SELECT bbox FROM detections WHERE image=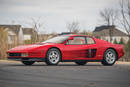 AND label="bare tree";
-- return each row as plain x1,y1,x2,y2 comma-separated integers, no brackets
81,29,93,36
66,21,80,33
100,8,118,42
81,29,88,35
100,8,118,26
14,17,45,43
29,17,44,43
119,0,130,39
